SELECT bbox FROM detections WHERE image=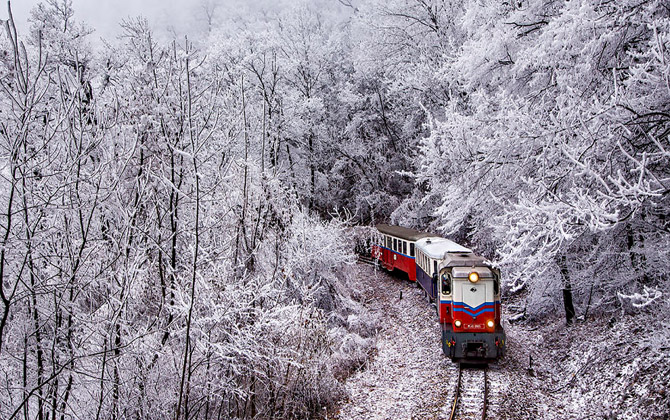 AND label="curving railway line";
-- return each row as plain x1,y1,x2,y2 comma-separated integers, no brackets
358,246,494,420
448,364,488,420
